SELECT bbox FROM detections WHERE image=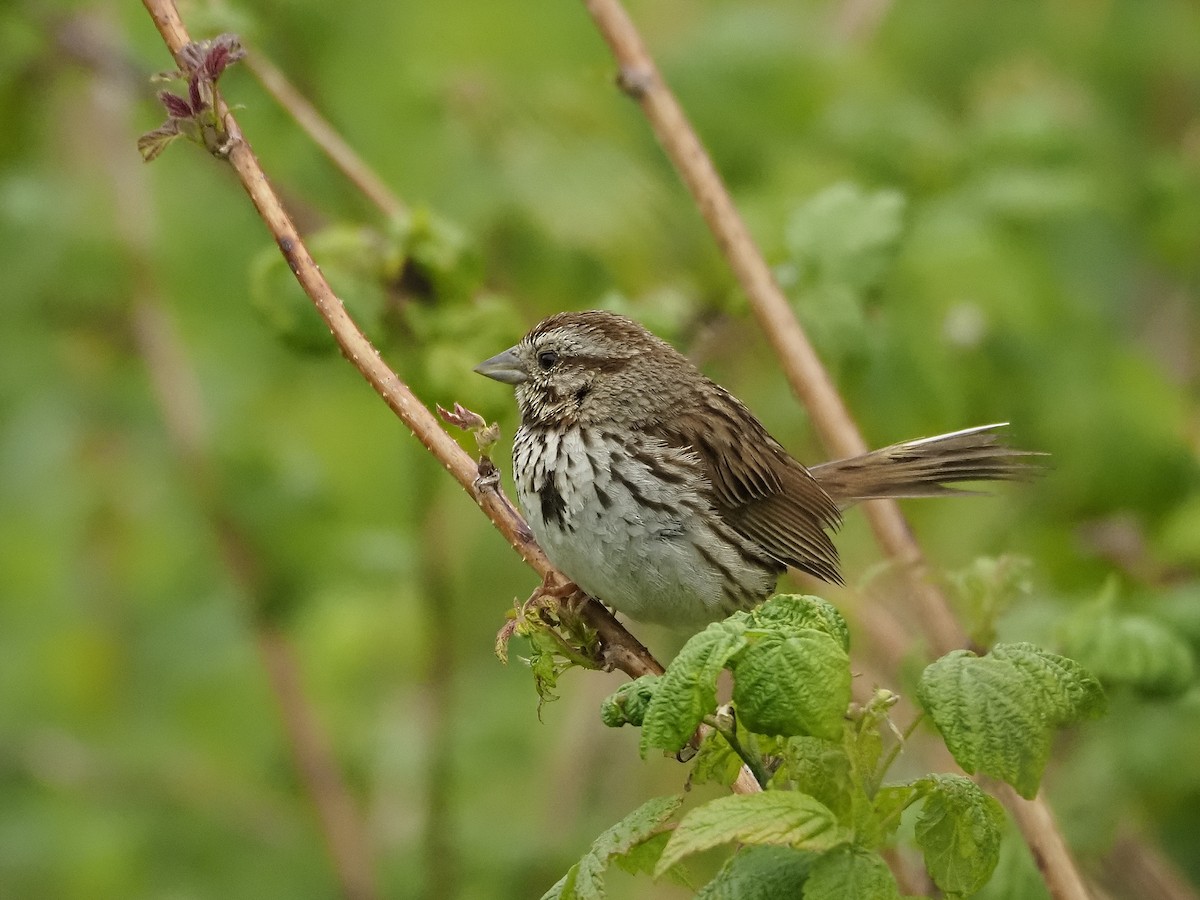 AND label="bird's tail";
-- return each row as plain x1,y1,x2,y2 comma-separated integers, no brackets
810,423,1045,506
